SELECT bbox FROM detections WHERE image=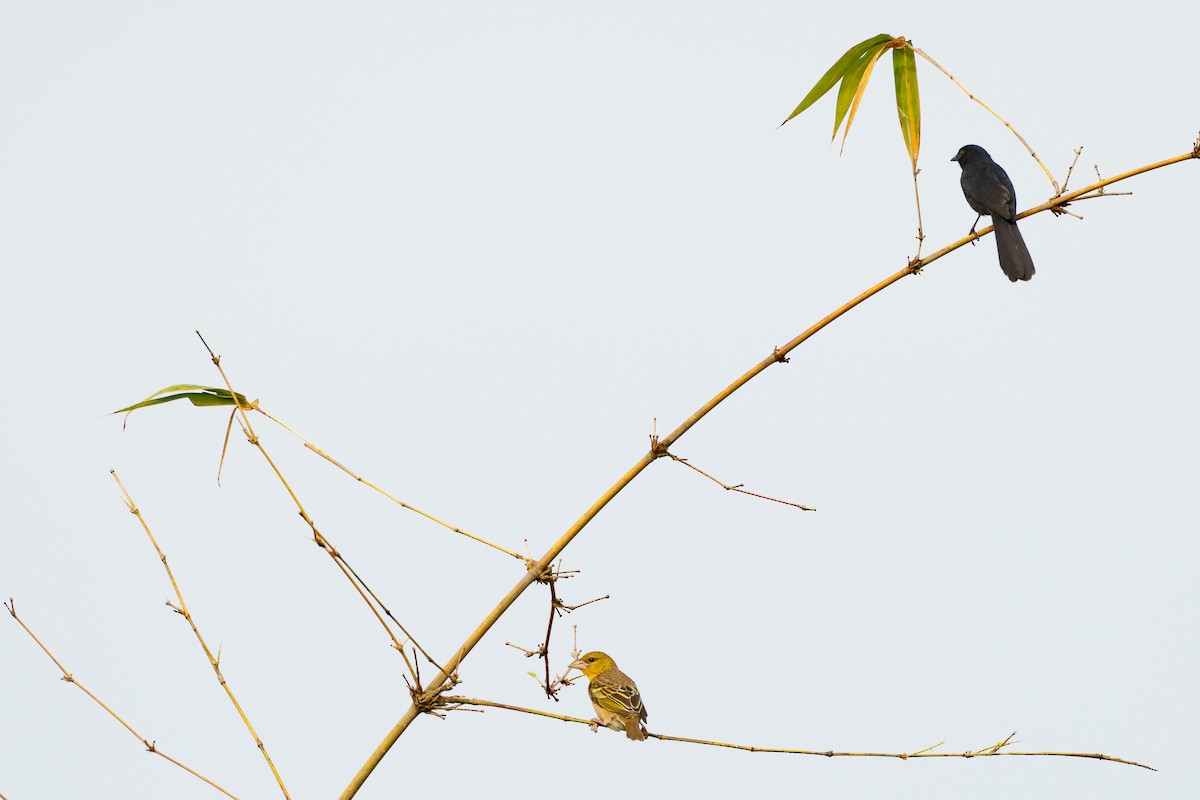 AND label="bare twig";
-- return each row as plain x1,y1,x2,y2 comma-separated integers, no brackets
258,415,522,561
1073,163,1134,202
542,578,559,699
339,145,1196,798
1061,147,1084,193
194,332,442,684
110,470,291,799
650,731,1153,770
912,48,1059,193
503,641,543,658
5,599,244,799
559,595,608,612
439,696,1154,770
509,562,607,700
664,452,815,511
911,167,925,259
